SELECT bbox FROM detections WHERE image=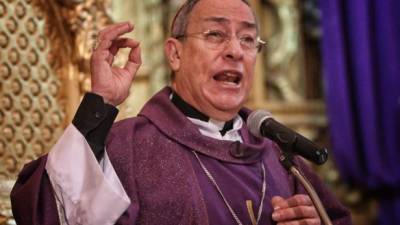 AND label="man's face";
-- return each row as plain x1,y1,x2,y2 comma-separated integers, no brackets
170,0,258,121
